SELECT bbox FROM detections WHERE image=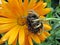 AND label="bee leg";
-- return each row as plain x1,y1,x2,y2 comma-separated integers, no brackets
32,19,40,22
34,24,41,29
